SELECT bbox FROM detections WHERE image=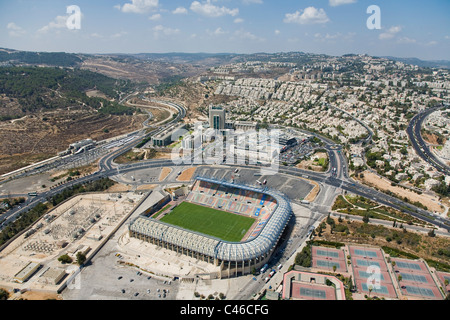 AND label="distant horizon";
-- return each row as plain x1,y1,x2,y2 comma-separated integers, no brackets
2,46,450,66
1,1,449,61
